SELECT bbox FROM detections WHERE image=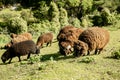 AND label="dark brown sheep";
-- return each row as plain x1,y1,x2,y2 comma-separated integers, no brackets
36,32,53,48
1,40,40,63
74,27,110,57
57,25,83,56
4,32,32,49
